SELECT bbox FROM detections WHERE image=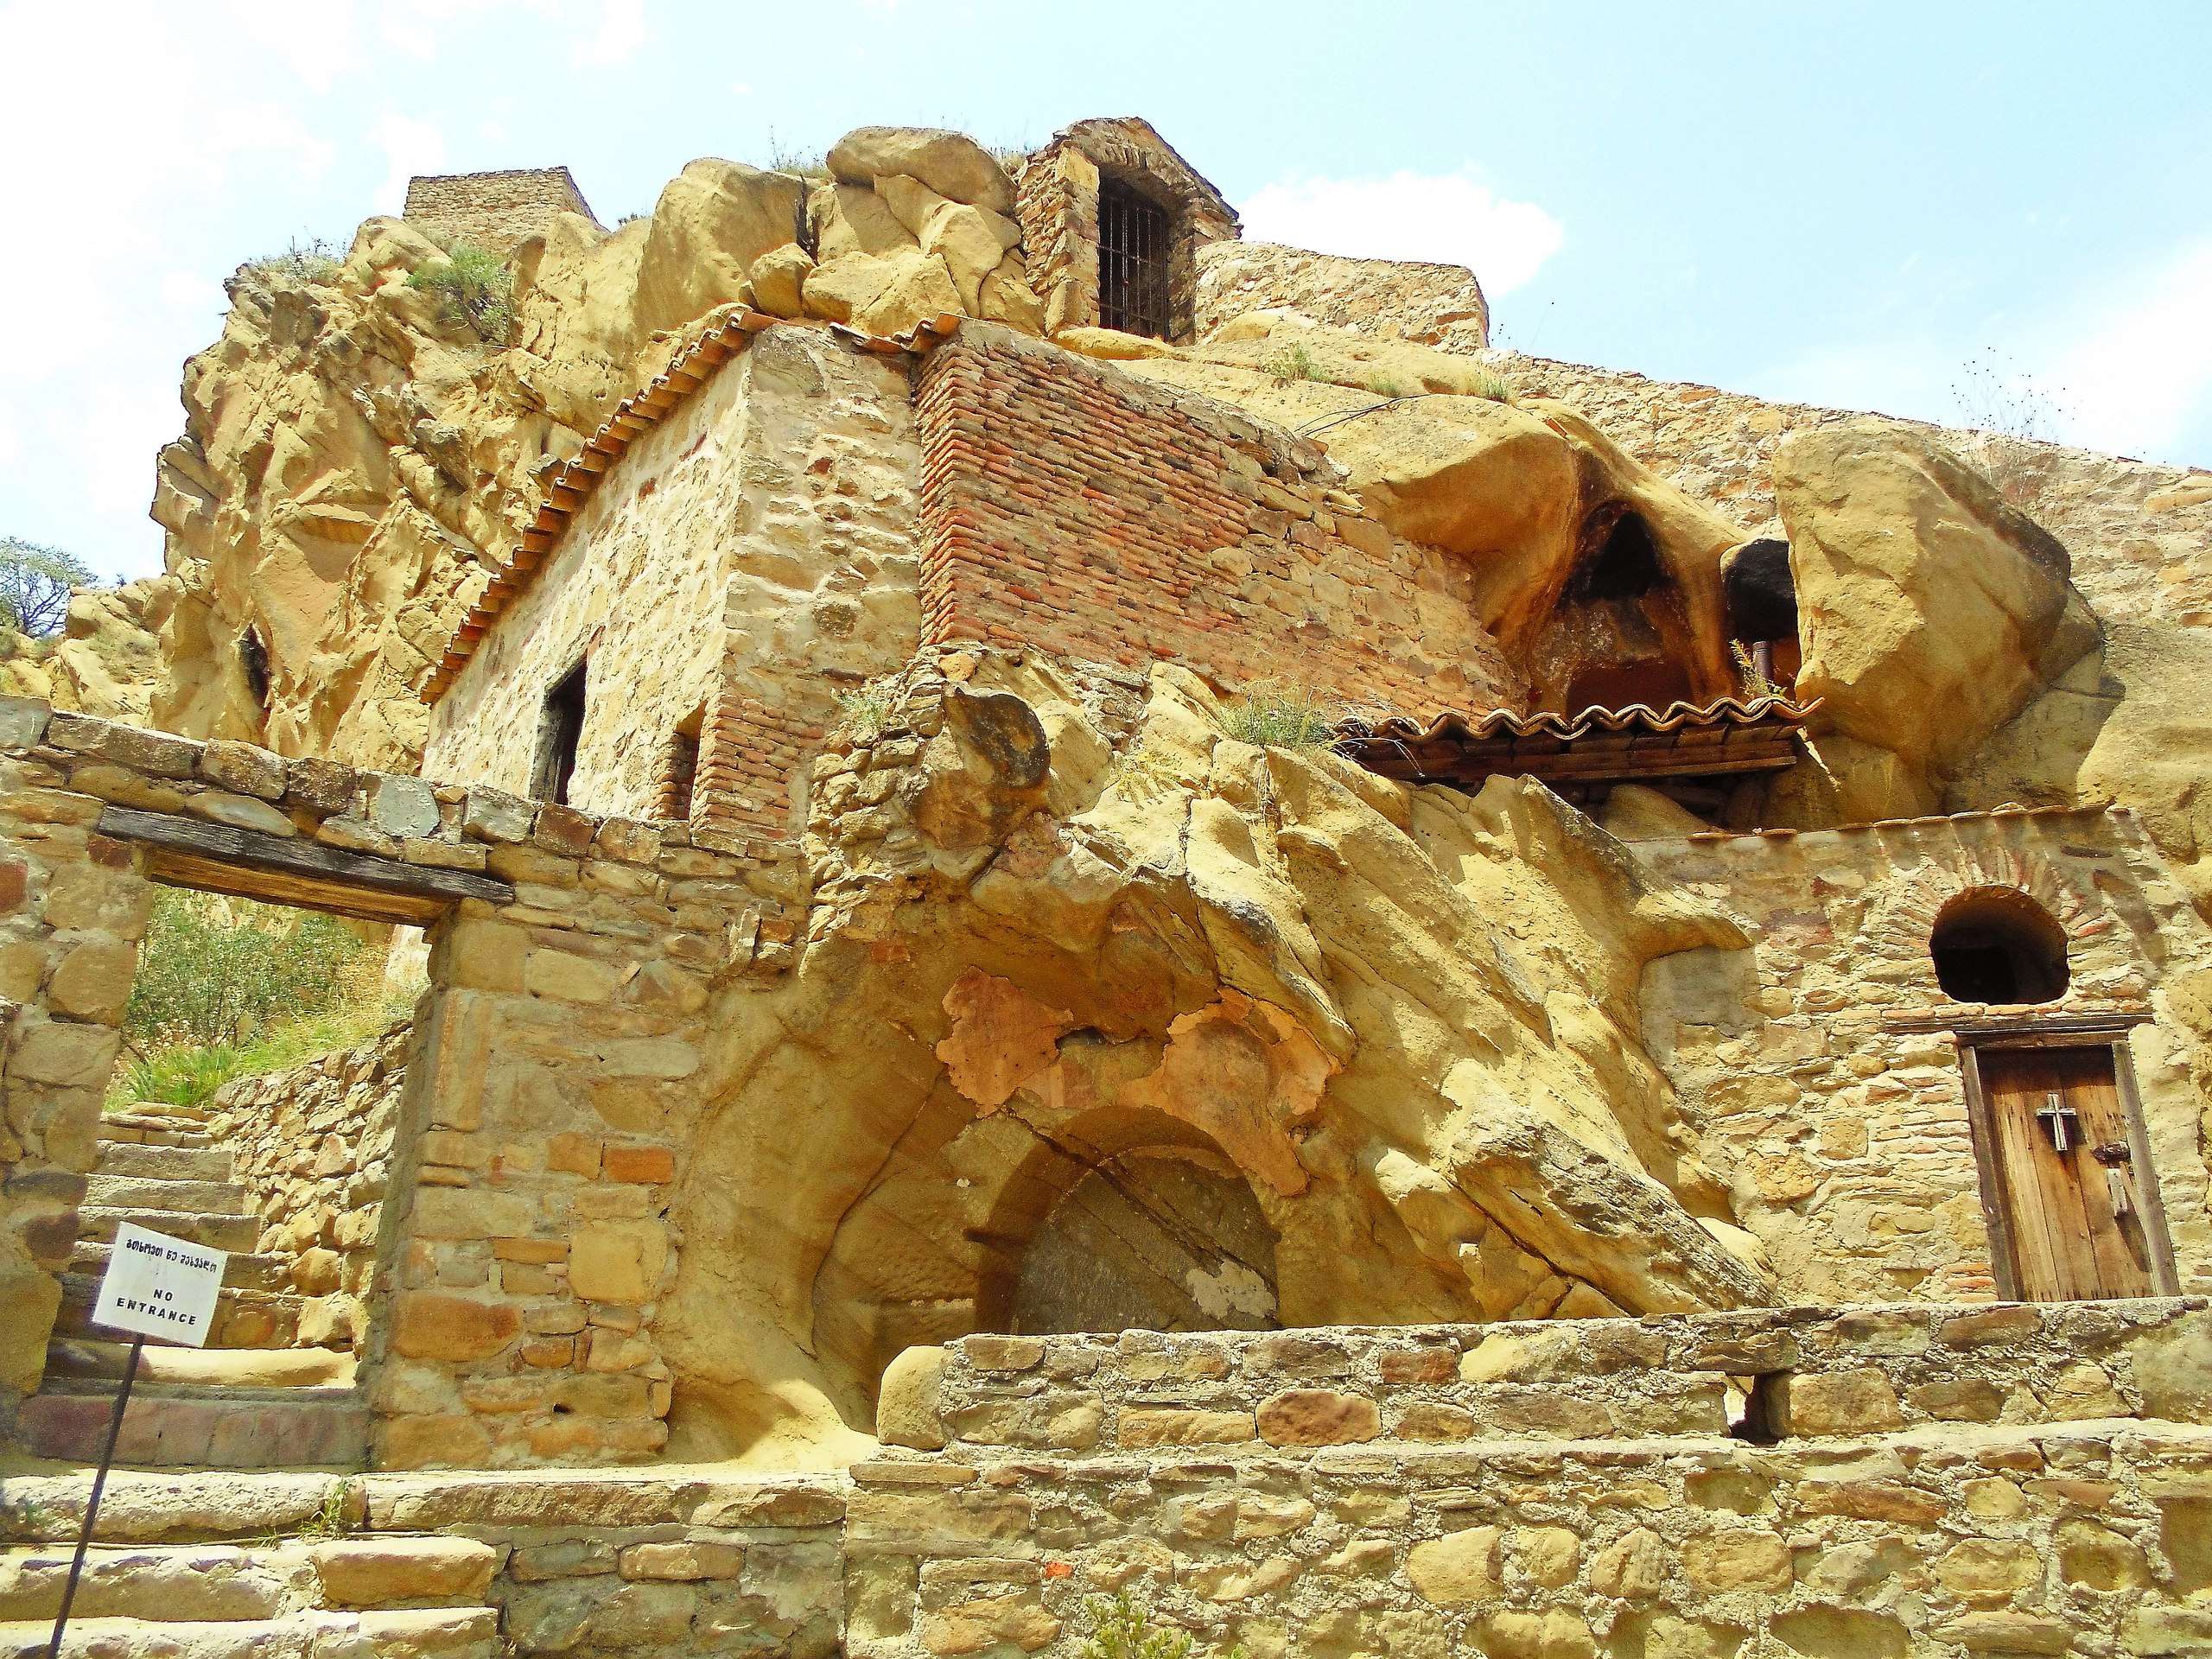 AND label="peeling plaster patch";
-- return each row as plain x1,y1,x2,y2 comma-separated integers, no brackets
935,967,1074,1112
